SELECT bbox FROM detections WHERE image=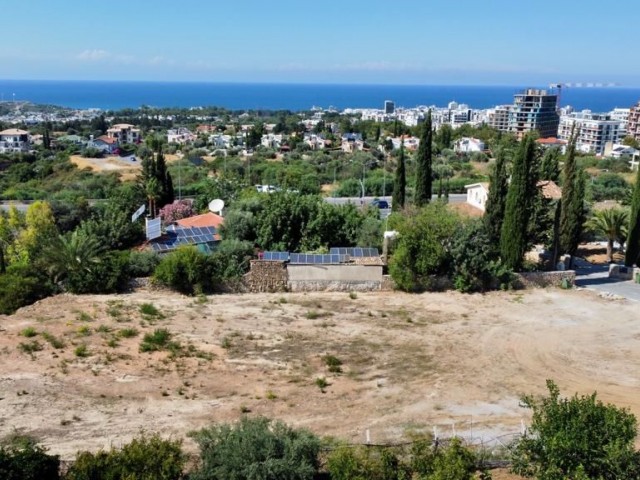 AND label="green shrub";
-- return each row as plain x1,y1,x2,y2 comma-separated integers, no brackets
65,433,185,480
323,355,343,373
0,435,60,480
42,332,65,349
18,340,43,354
140,328,172,352
118,328,139,338
0,265,55,315
127,250,161,277
153,246,213,295
66,251,131,294
74,344,90,357
20,327,38,338
189,417,320,480
326,445,406,480
139,303,162,318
